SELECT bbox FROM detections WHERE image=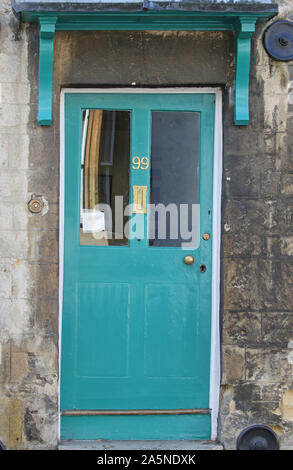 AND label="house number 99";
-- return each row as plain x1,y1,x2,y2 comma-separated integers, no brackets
132,156,149,170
